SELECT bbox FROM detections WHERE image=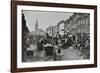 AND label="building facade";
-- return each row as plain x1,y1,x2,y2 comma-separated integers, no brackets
46,25,58,37
64,13,90,35
57,20,65,36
